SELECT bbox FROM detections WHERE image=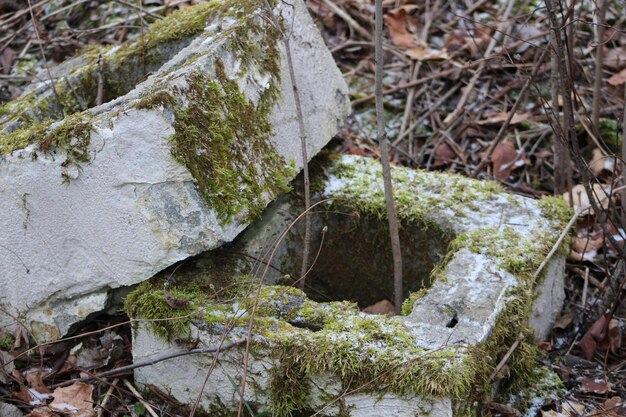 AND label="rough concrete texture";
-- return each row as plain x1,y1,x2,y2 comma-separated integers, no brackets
131,154,571,417
0,0,349,340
